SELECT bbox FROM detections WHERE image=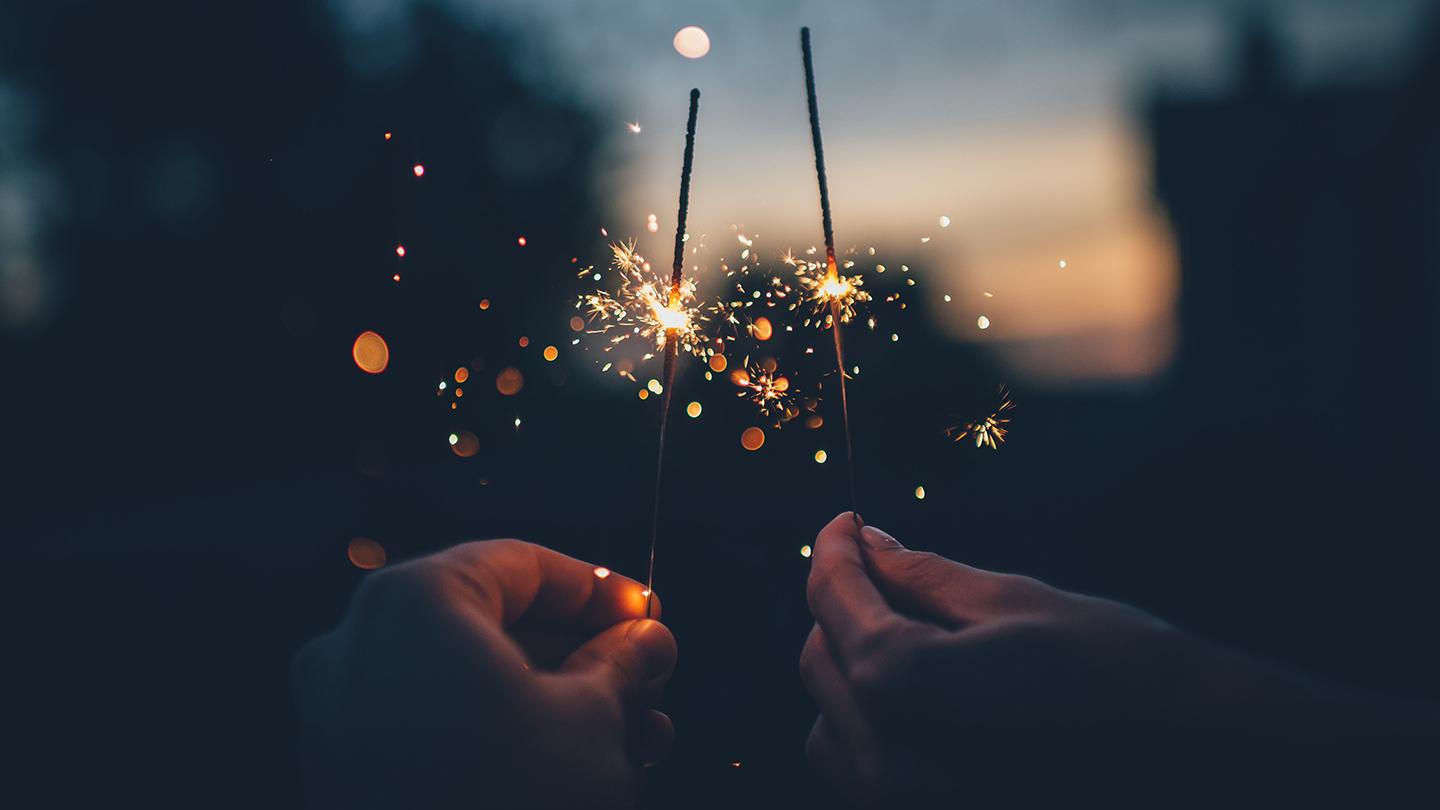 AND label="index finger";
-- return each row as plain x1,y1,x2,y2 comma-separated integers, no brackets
434,539,659,630
806,512,899,663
